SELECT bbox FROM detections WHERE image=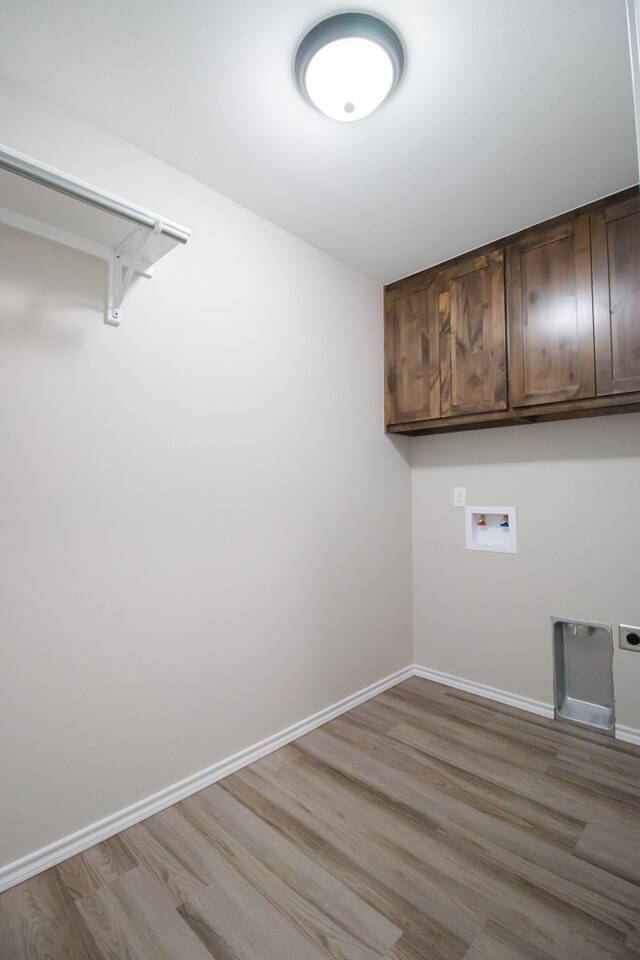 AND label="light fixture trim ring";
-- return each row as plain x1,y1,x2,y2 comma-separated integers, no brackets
294,13,405,116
